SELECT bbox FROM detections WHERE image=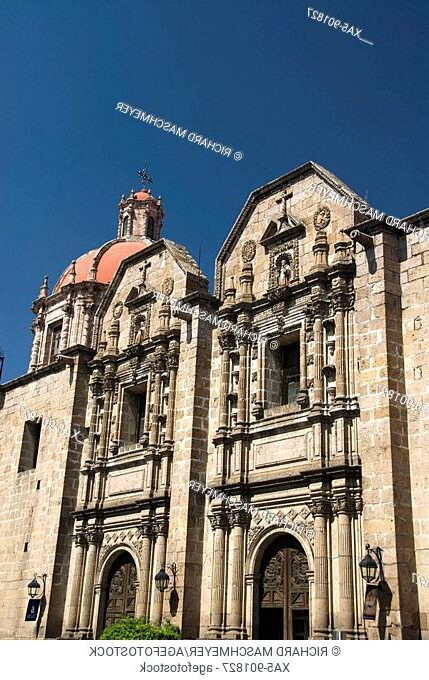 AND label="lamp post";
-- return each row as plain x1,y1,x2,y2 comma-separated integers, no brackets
0,349,4,382
27,573,47,599
154,562,177,592
25,573,47,630
359,544,384,584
